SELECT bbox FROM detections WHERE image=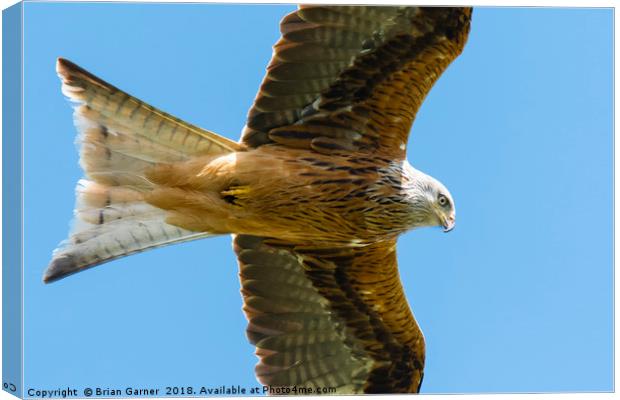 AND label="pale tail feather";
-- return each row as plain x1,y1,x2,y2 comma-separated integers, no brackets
44,58,240,283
